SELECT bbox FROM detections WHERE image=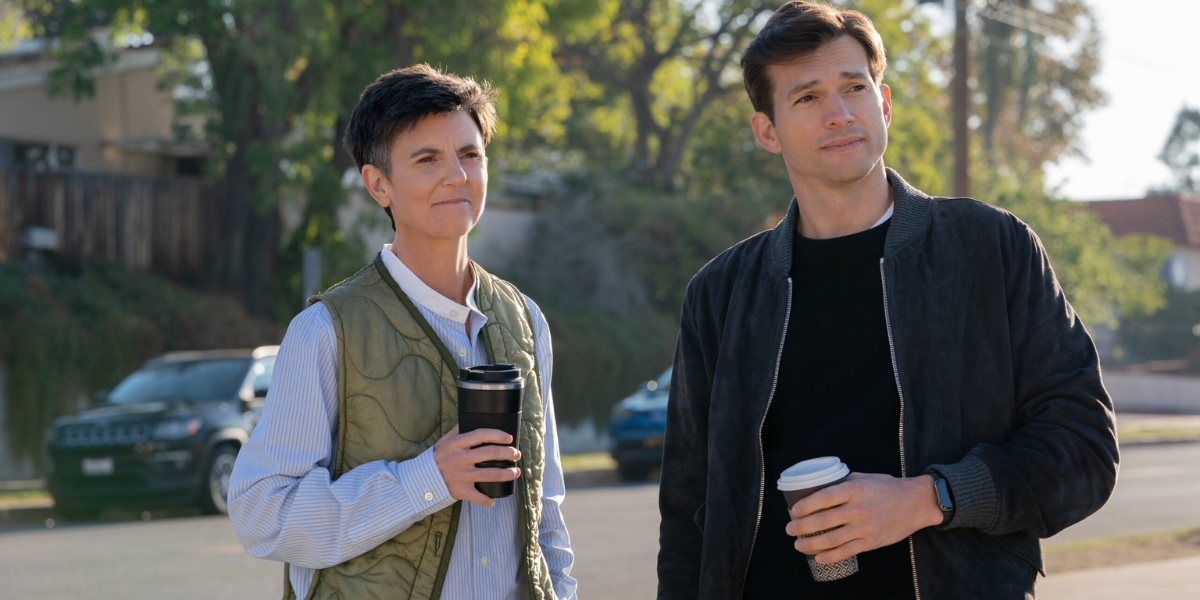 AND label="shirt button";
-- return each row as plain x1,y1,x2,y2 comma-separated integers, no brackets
480,557,488,566
450,309,459,317
458,348,467,358
424,491,434,502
